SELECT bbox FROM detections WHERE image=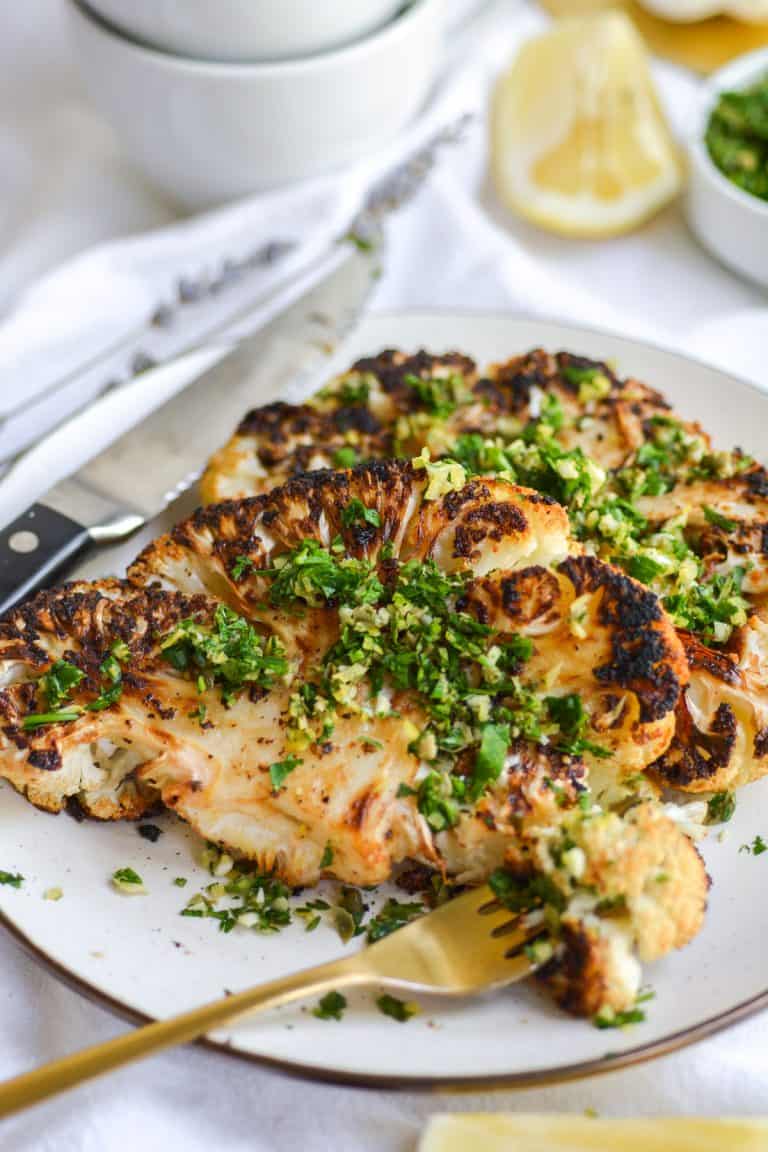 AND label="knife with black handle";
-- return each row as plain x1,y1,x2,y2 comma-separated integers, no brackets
0,244,376,617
